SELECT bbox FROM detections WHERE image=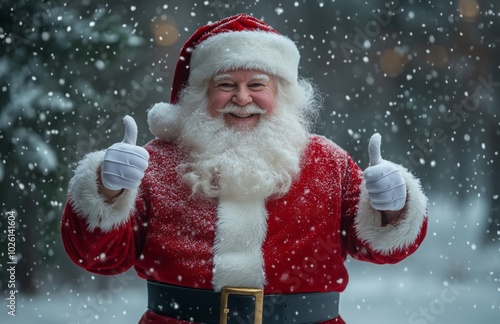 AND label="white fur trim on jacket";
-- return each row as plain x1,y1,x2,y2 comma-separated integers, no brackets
68,150,138,232
148,102,182,142
212,199,268,291
190,31,300,86
355,165,428,255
